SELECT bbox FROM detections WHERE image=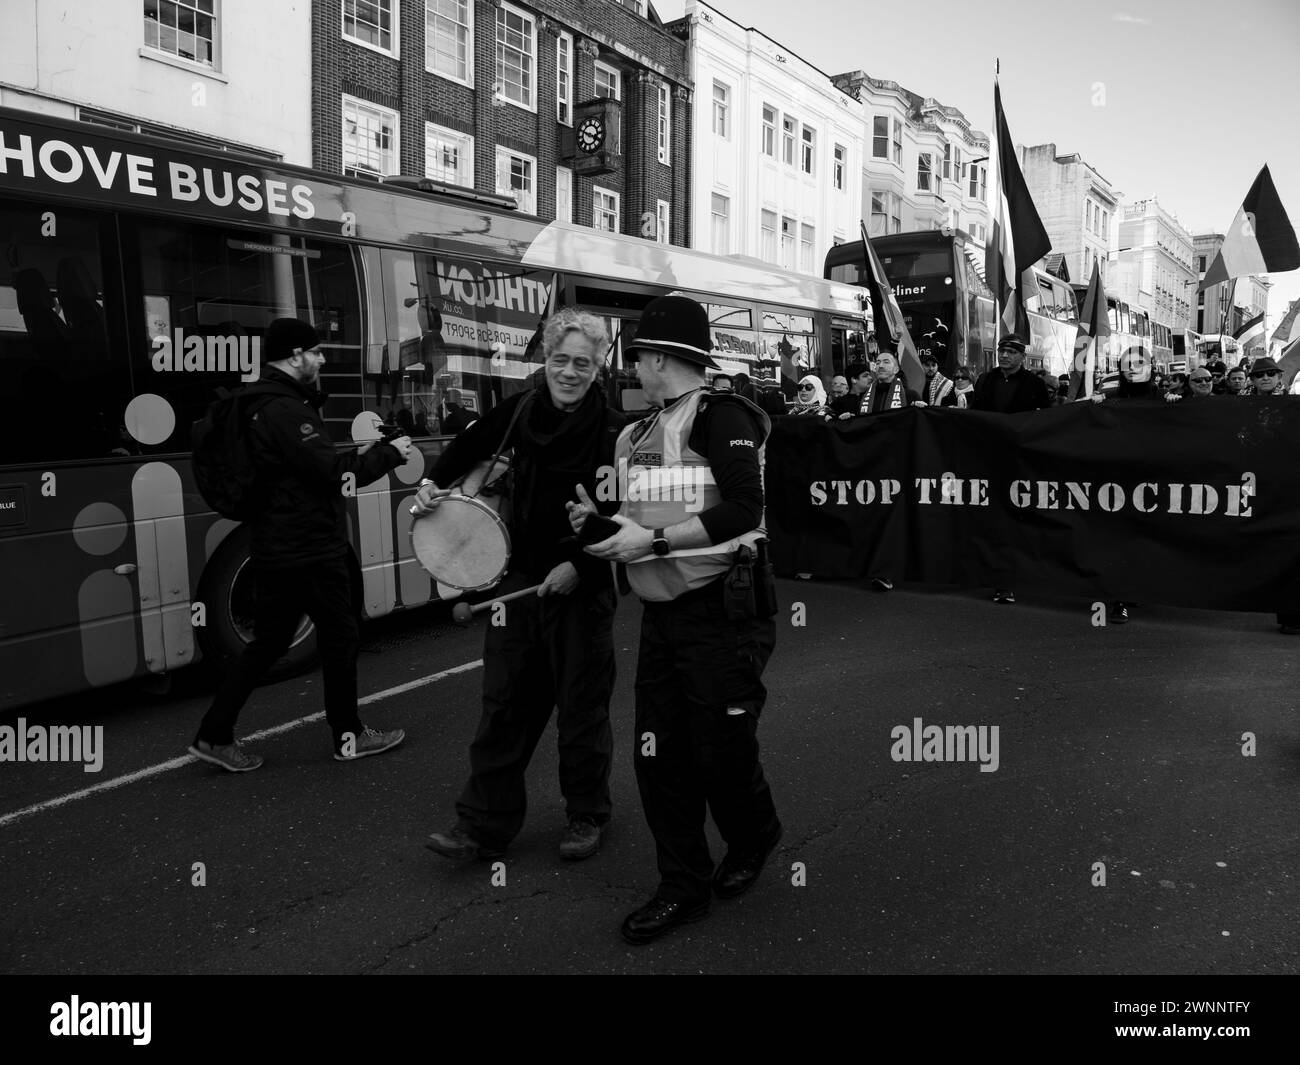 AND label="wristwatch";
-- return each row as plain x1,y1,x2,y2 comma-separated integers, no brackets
651,528,671,557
